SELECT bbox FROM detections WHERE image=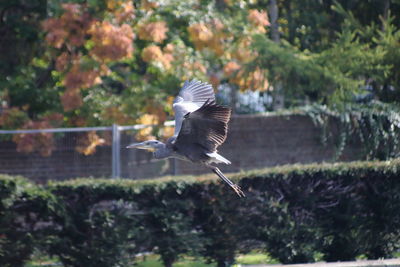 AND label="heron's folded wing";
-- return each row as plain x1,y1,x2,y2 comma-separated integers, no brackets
174,101,231,153
173,80,216,136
